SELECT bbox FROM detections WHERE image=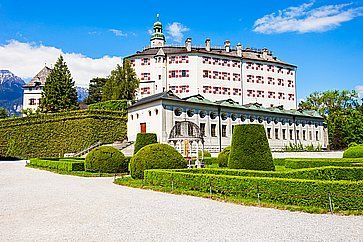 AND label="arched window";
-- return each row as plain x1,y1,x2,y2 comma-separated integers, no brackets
149,110,152,116
155,109,159,115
